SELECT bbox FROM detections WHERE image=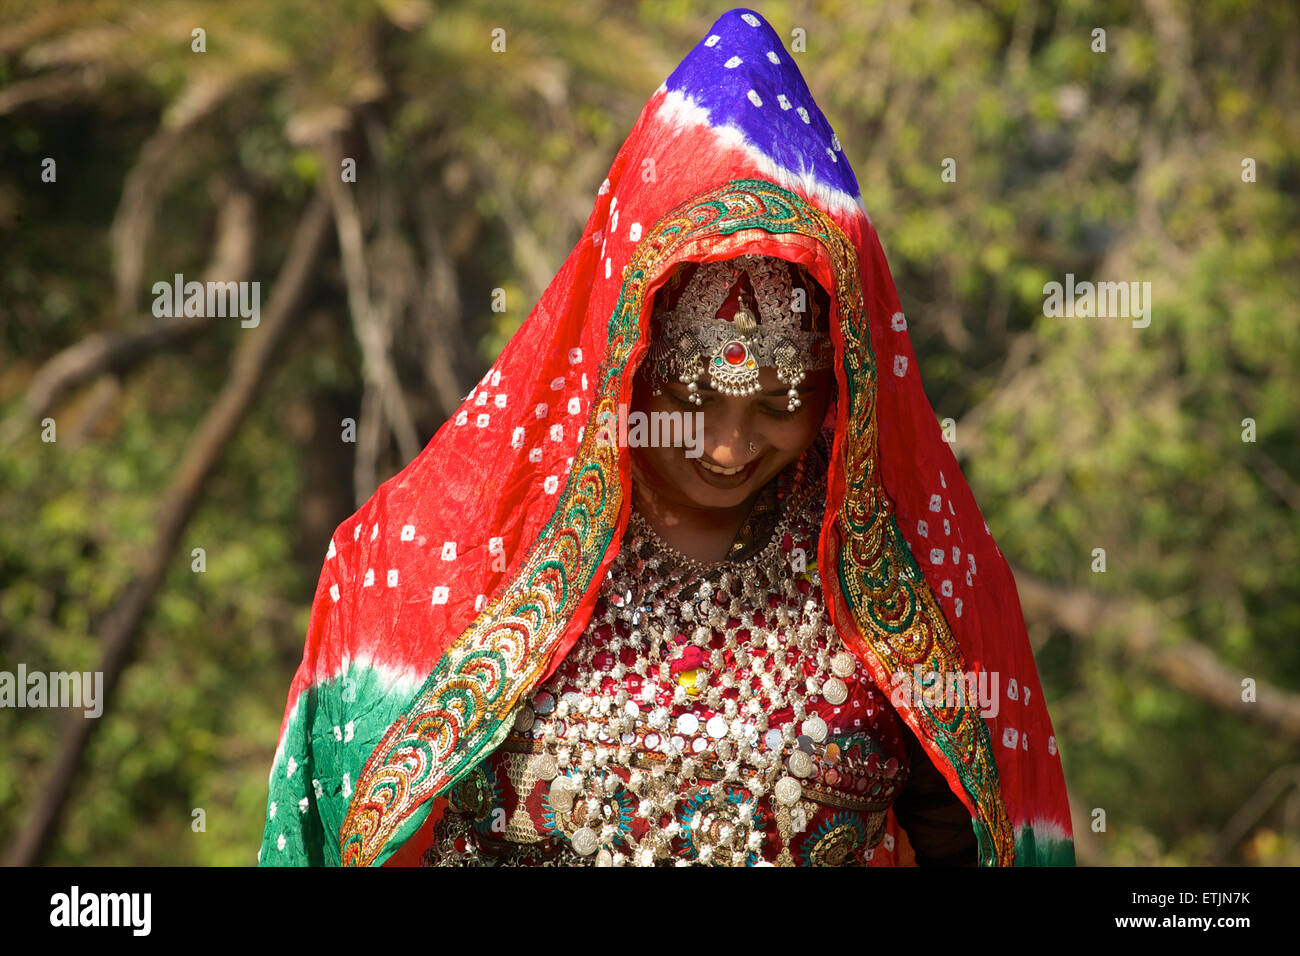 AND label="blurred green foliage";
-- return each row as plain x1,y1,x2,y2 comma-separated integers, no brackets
0,0,1296,865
